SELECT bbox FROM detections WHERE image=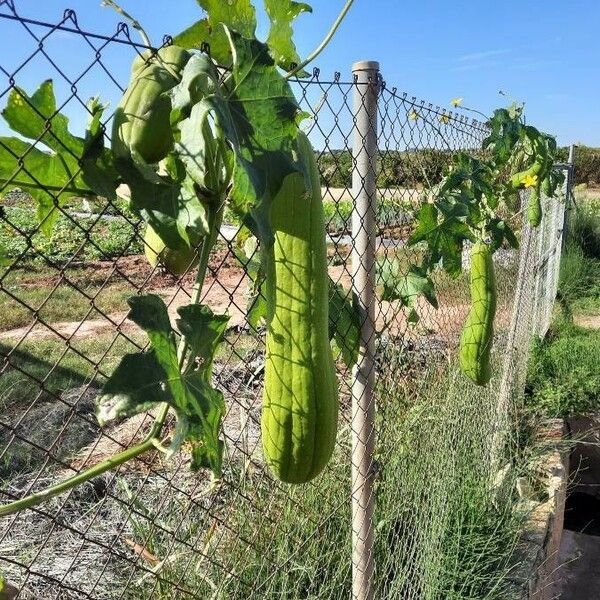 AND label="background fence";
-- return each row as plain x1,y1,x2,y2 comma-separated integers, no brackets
0,3,571,599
